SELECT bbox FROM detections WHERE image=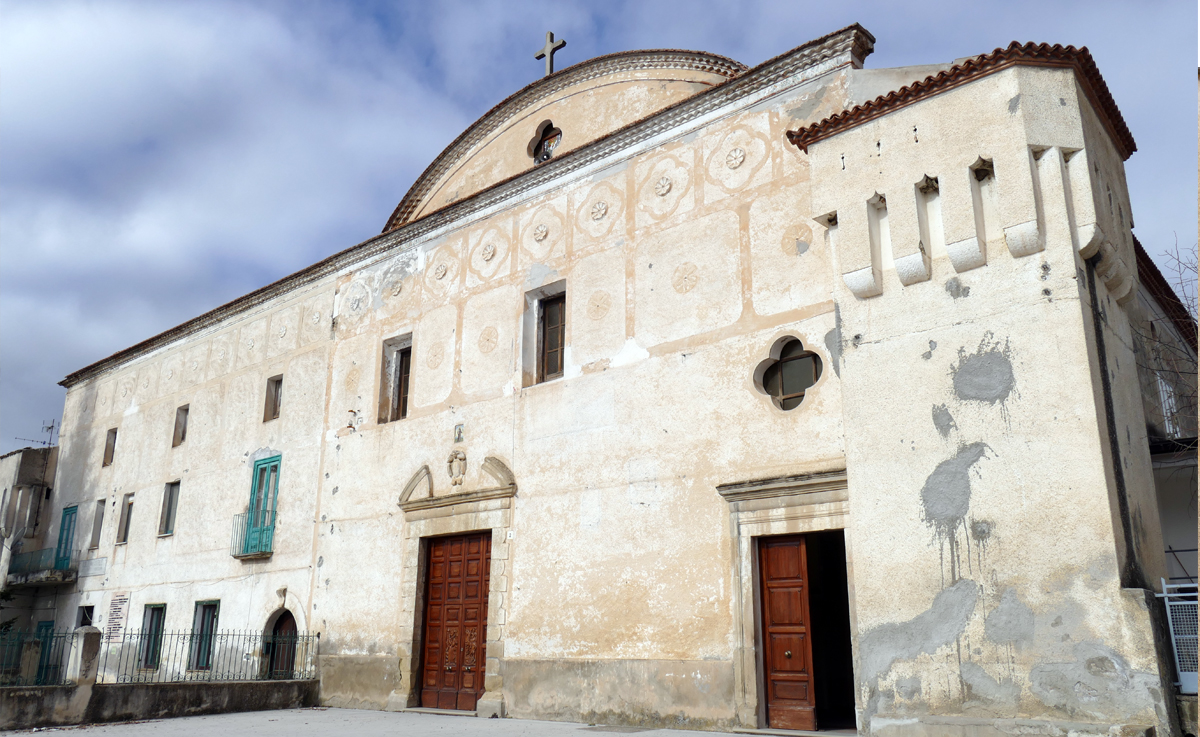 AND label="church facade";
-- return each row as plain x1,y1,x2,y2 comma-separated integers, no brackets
12,24,1196,736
